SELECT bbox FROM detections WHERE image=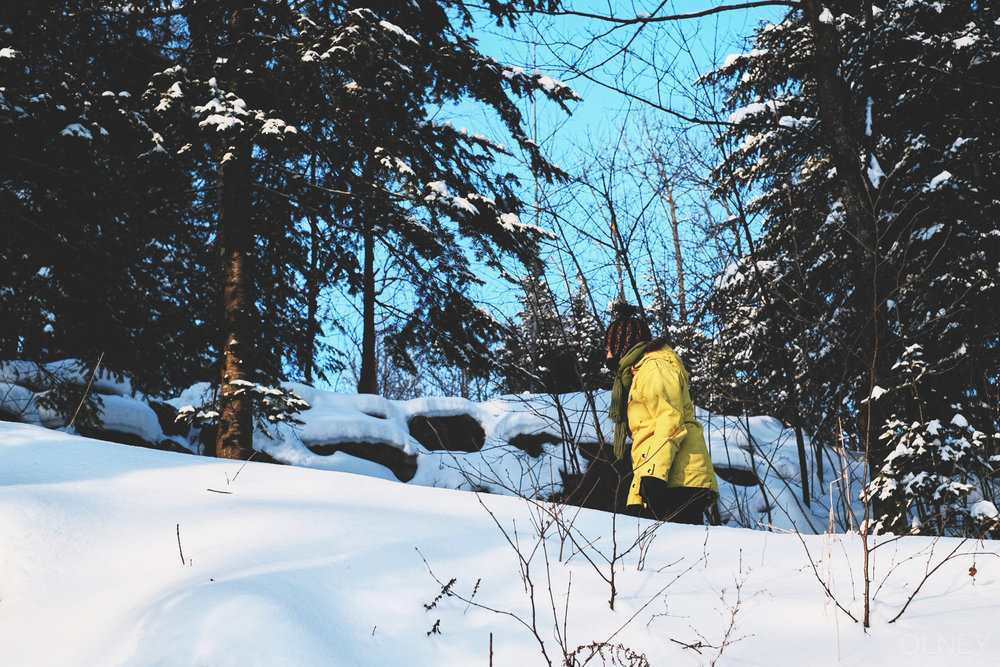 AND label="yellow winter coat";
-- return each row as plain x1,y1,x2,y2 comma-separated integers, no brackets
626,344,719,508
